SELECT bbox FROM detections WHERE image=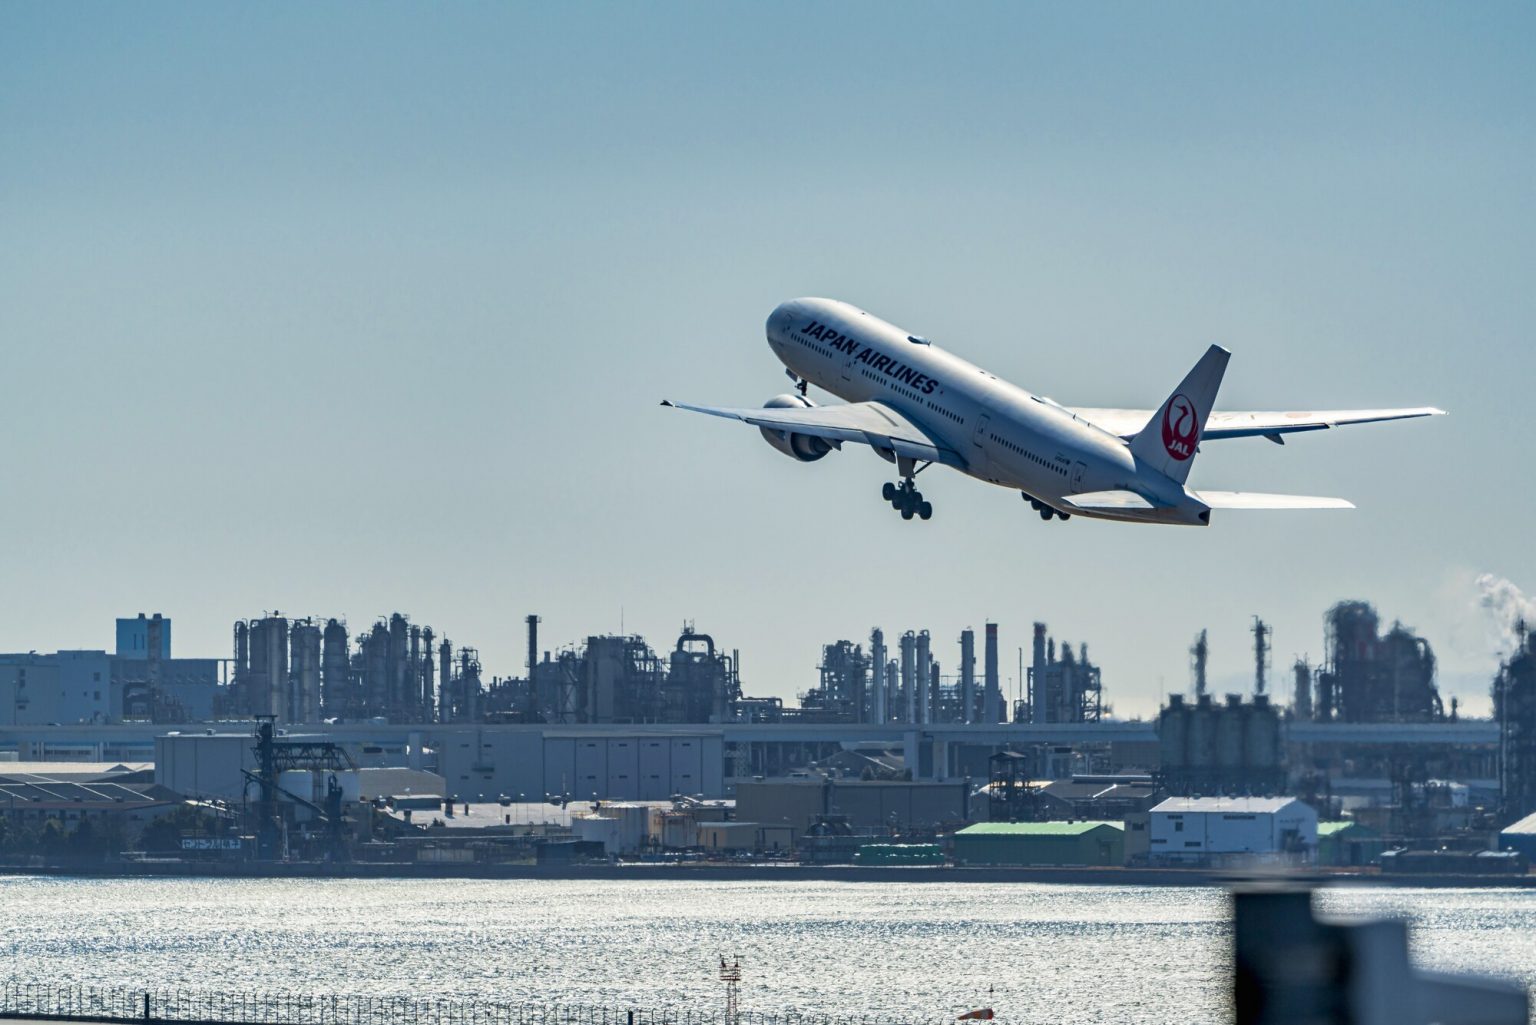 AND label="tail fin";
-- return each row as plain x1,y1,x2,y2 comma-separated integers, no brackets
1128,344,1230,485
